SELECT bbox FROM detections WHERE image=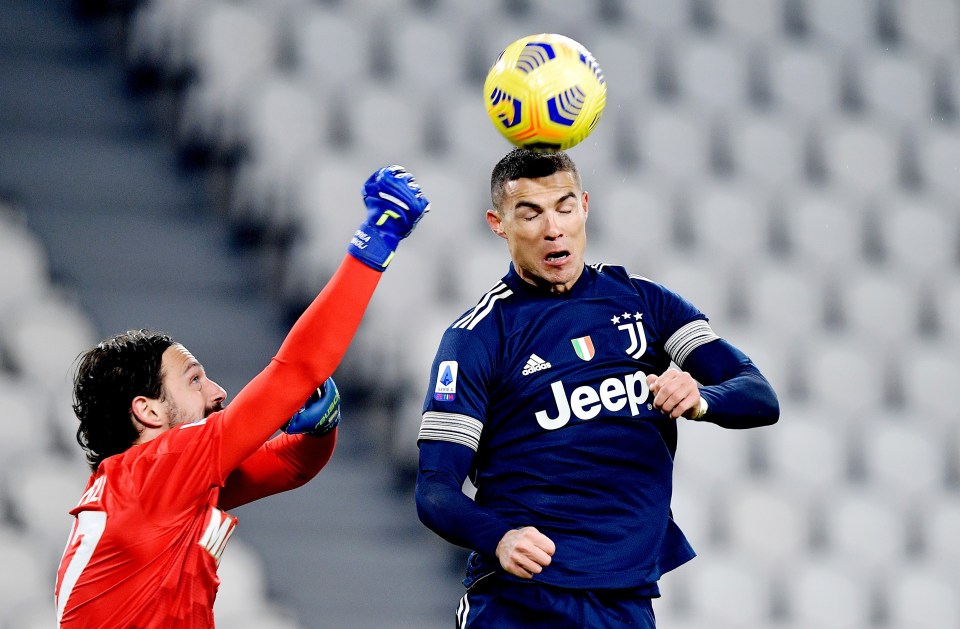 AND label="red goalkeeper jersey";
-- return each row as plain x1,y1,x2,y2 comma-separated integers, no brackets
54,255,381,628
56,415,234,628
